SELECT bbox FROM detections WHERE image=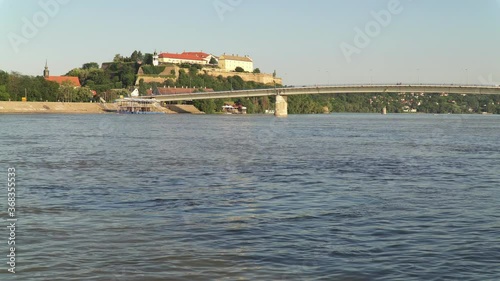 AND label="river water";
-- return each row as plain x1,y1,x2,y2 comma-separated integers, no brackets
1,114,499,280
